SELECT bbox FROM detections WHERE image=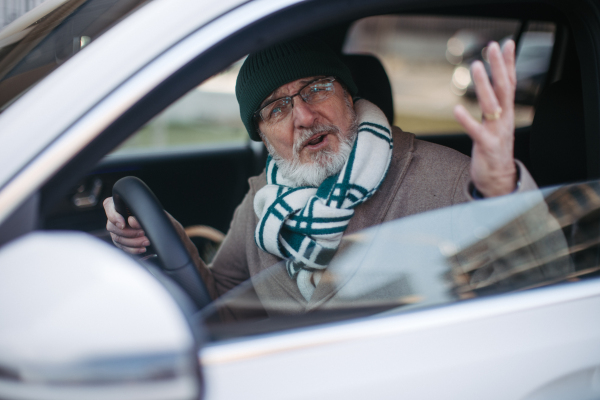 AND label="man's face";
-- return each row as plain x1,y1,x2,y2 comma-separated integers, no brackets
257,76,358,186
